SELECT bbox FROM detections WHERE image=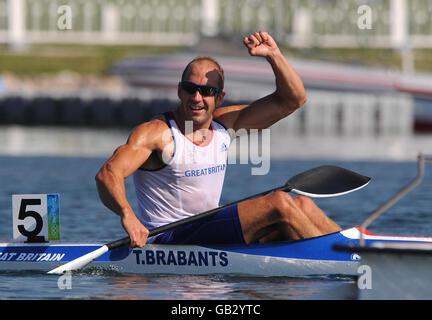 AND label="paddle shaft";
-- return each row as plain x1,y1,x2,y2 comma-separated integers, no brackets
106,183,293,250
